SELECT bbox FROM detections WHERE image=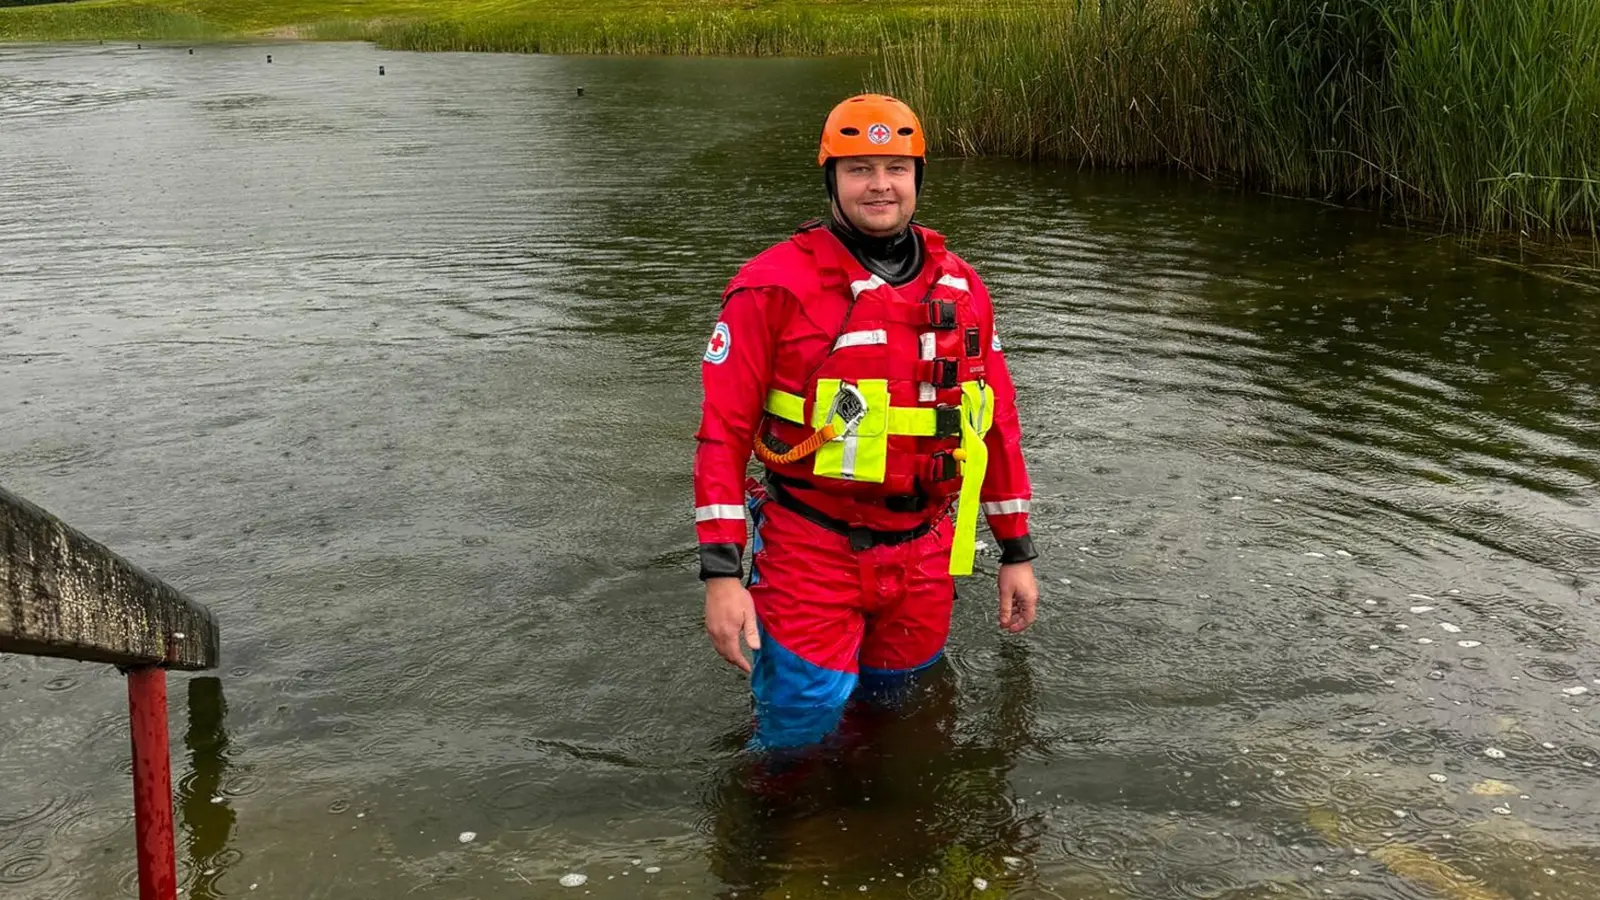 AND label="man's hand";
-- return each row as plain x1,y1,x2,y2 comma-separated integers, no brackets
705,577,761,673
997,561,1039,633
